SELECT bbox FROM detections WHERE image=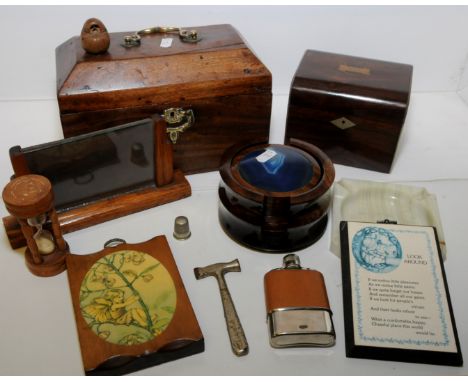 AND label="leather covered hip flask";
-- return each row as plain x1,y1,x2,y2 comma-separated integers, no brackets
264,254,335,348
